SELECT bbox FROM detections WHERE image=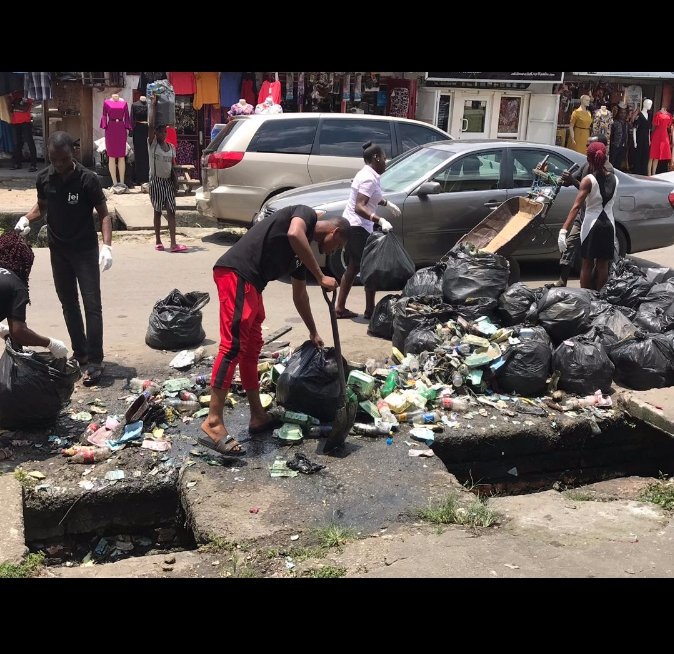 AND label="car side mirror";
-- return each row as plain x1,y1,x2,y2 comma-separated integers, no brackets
415,181,442,196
